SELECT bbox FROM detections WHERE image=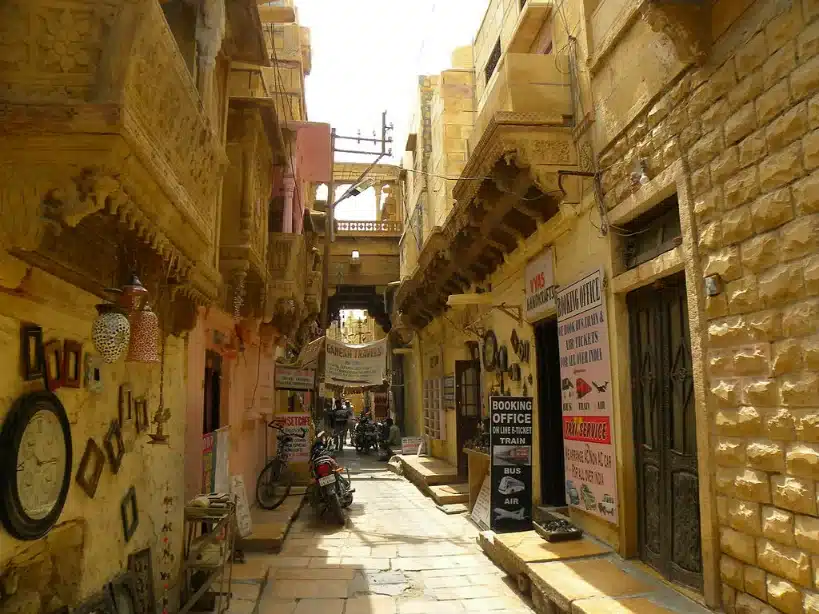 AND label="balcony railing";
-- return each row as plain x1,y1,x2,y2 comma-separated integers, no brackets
470,52,573,155
335,220,403,237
